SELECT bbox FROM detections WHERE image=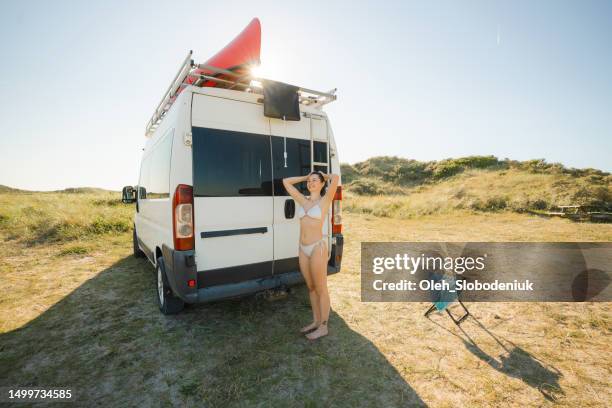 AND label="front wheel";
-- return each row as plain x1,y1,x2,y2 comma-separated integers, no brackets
156,257,184,315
